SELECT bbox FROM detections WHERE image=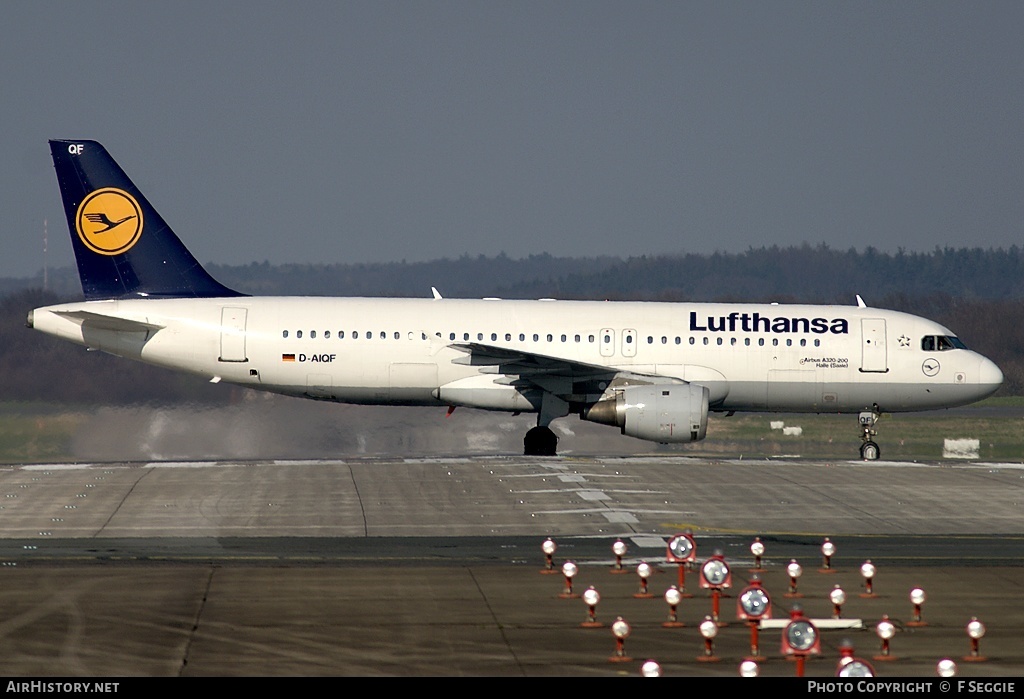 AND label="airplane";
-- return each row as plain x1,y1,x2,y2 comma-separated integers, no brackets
29,140,1003,460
